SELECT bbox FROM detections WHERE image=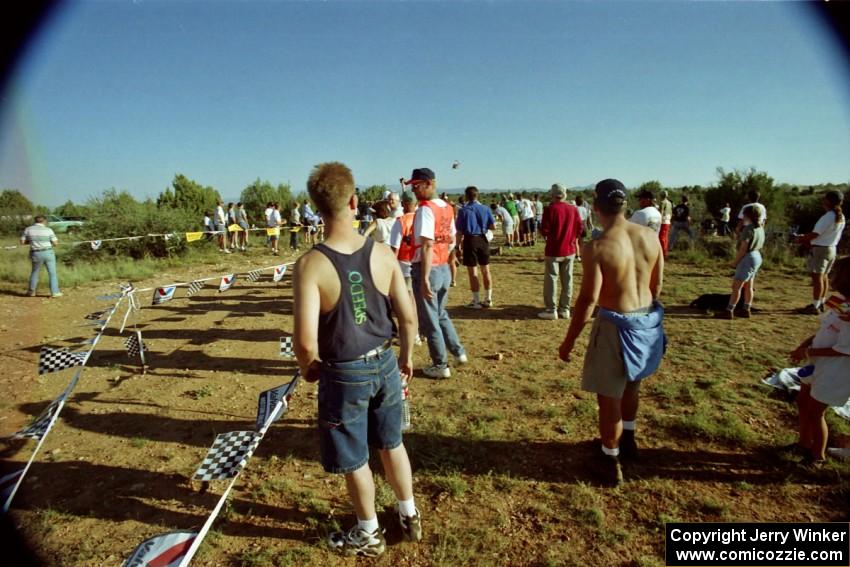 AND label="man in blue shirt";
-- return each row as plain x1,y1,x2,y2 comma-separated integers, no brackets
455,186,496,308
